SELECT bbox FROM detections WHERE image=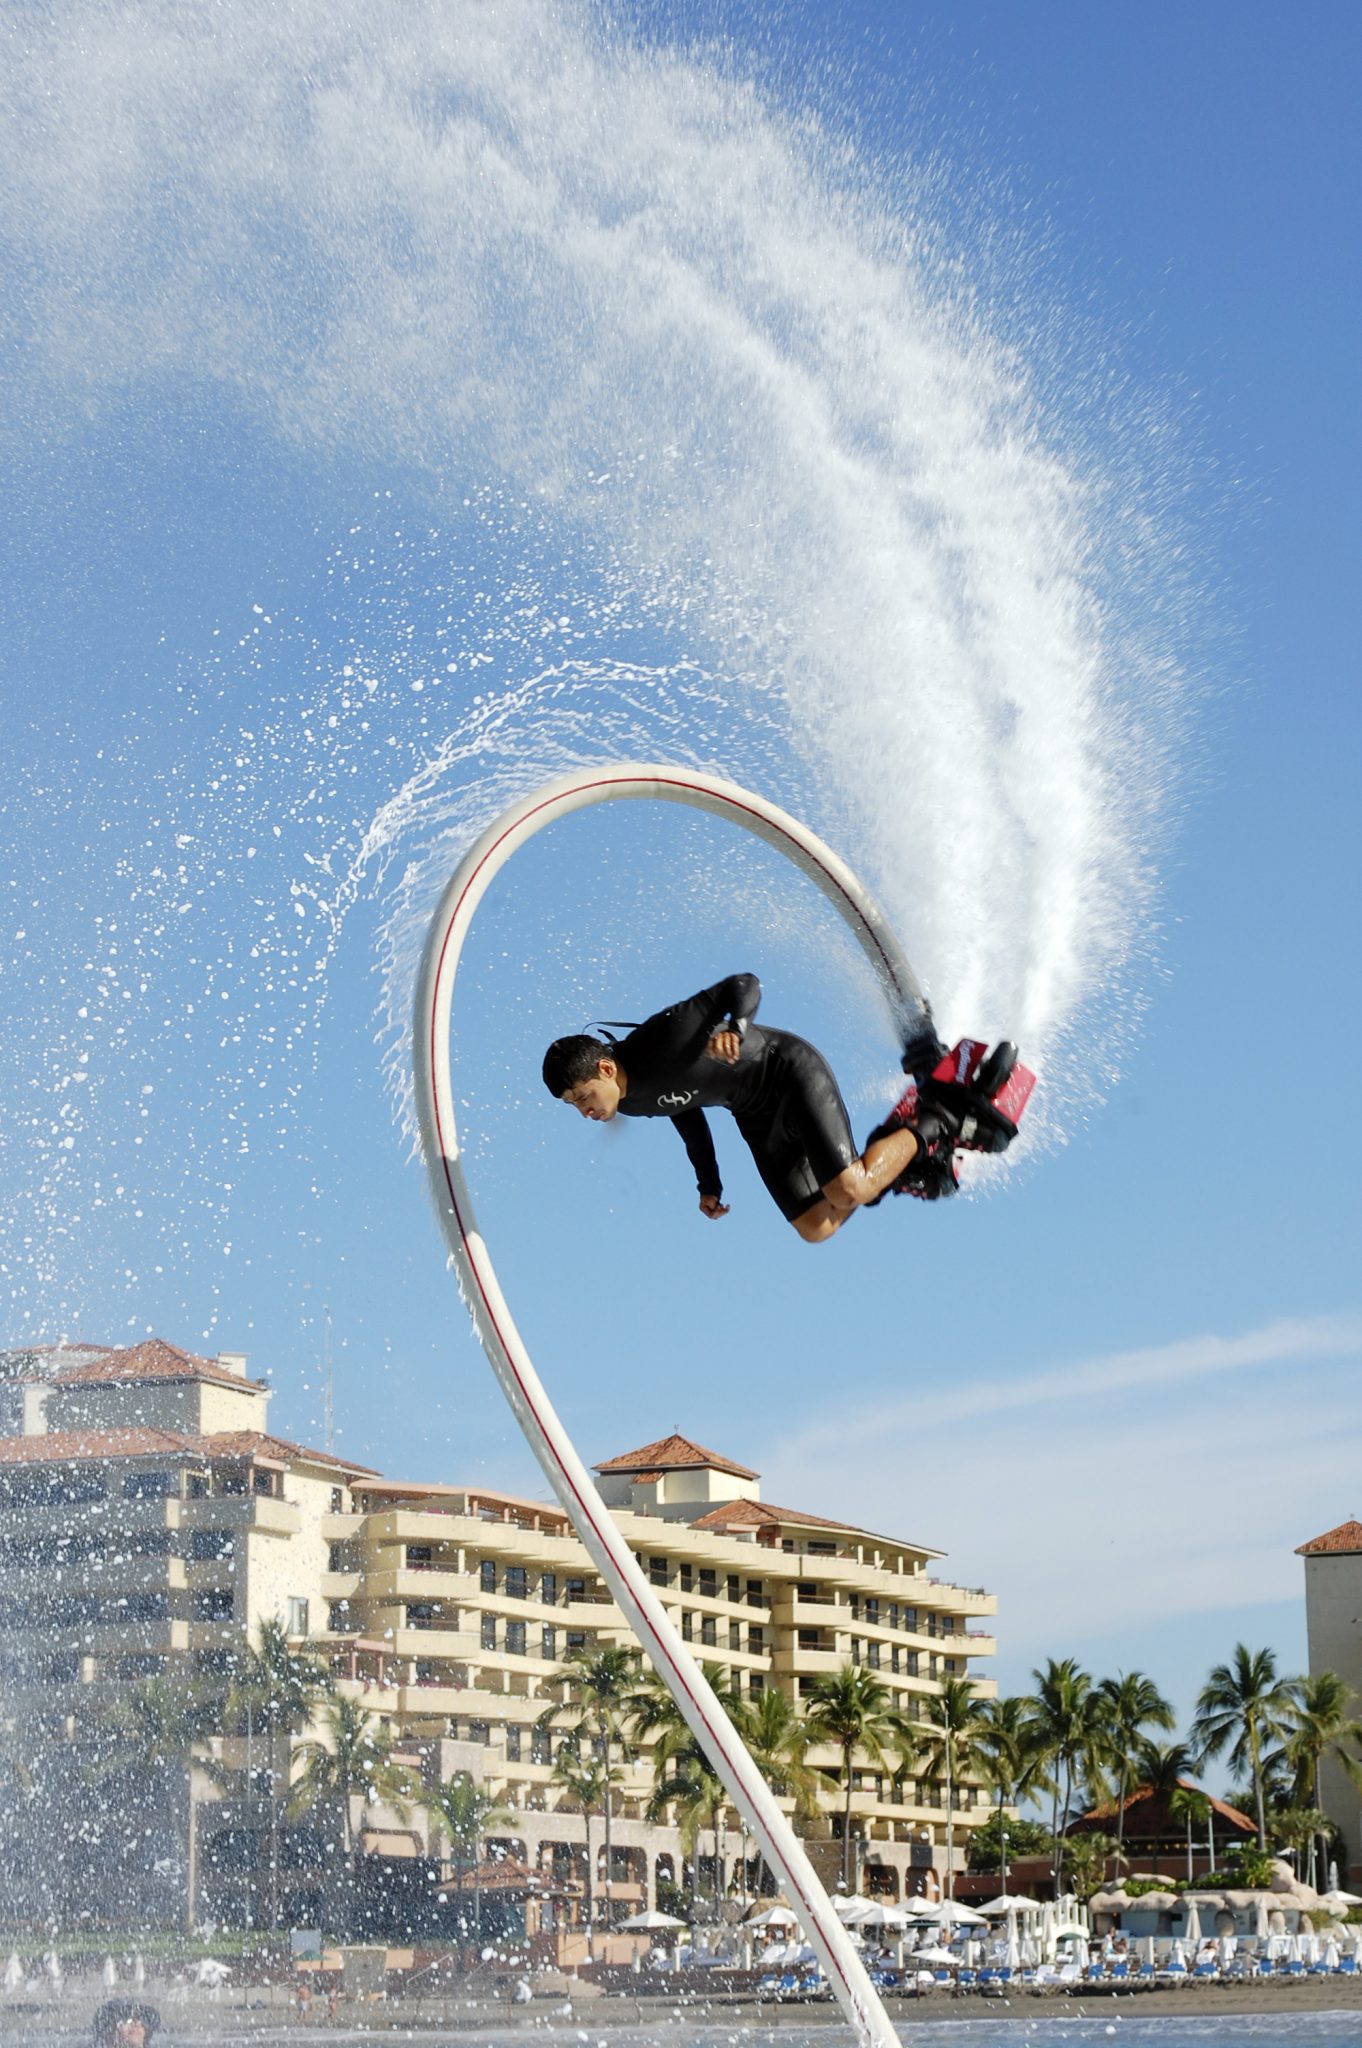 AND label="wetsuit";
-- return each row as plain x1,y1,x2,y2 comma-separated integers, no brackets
615,974,858,1222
